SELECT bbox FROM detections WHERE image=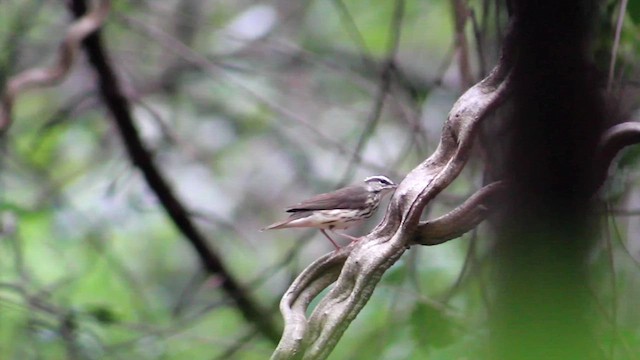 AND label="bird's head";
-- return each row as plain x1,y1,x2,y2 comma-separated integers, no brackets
364,175,397,195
